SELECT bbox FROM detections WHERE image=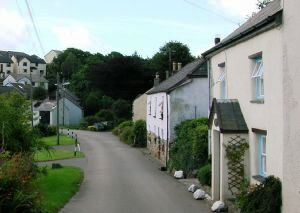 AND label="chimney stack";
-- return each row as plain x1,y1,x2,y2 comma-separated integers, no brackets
165,70,169,79
177,62,182,70
172,62,177,75
153,72,160,87
214,34,221,45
